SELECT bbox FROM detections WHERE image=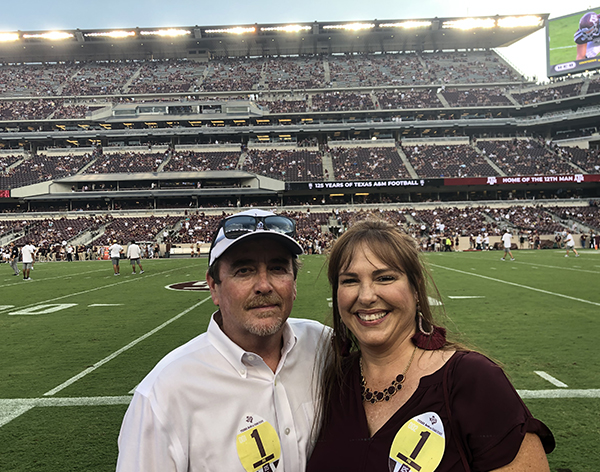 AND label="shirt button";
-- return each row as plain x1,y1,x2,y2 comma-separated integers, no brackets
240,369,246,375
284,428,290,435
247,355,255,362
